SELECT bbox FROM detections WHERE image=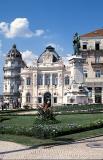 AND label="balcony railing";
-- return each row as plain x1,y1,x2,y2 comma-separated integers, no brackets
3,66,21,71
85,81,103,87
4,75,20,78
91,60,103,66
